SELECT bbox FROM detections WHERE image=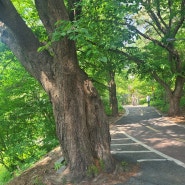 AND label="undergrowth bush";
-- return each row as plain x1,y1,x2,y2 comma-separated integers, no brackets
0,165,12,185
